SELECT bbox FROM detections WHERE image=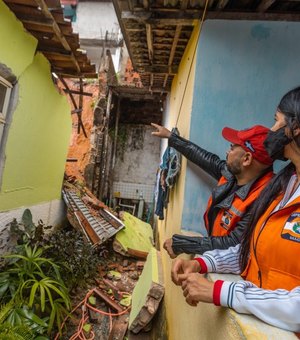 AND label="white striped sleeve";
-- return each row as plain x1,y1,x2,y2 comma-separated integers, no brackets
220,280,300,332
195,244,242,274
